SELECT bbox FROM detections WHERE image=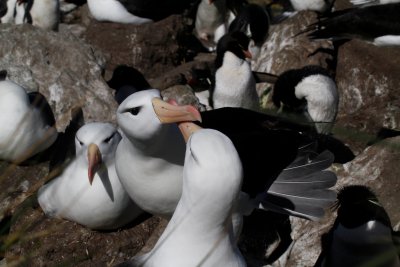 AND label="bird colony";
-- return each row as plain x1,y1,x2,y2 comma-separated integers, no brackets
0,0,399,266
